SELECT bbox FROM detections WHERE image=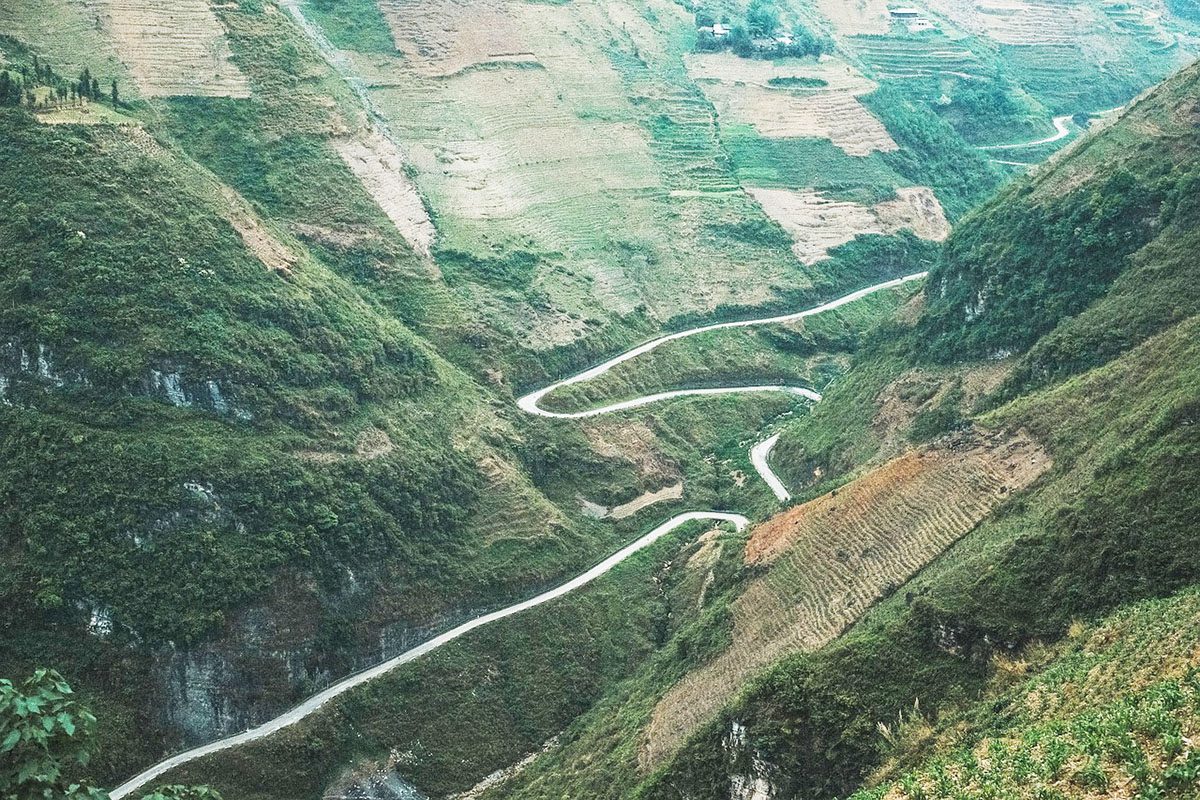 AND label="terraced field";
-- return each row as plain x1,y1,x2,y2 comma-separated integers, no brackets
849,34,989,80
972,0,1105,45
749,186,950,264
356,0,813,332
816,0,892,35
686,53,897,156
0,0,132,95
641,430,1050,765
87,0,250,97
